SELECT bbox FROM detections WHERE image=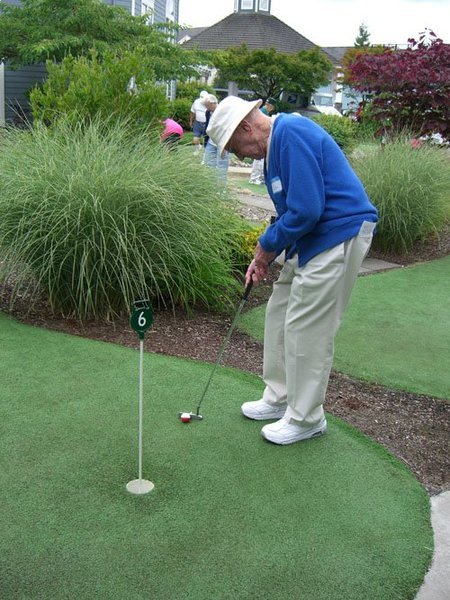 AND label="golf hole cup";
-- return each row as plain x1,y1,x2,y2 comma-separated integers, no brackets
180,412,191,423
